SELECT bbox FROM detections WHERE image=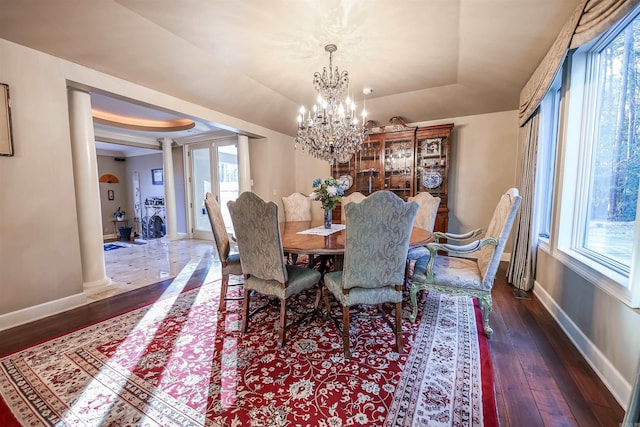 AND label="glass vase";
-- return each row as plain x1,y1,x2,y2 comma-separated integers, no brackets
323,209,333,229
